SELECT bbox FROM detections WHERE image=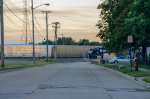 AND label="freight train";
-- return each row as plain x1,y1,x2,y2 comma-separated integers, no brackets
1,44,101,58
